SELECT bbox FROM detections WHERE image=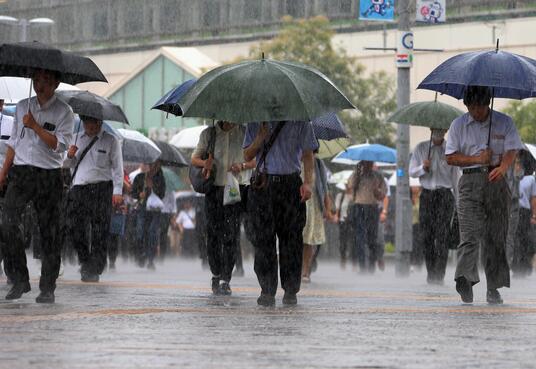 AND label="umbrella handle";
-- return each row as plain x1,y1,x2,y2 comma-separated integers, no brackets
427,130,433,159
20,79,33,139
74,118,81,146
